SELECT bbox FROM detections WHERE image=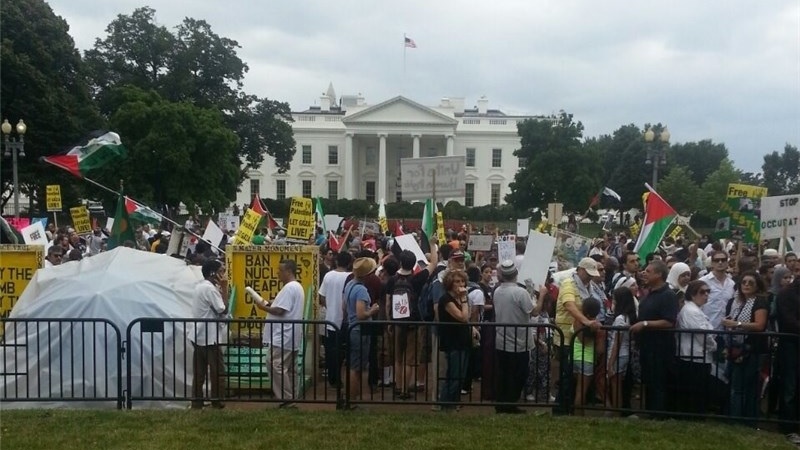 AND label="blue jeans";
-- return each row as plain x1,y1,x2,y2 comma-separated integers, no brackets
728,353,760,423
439,349,468,408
